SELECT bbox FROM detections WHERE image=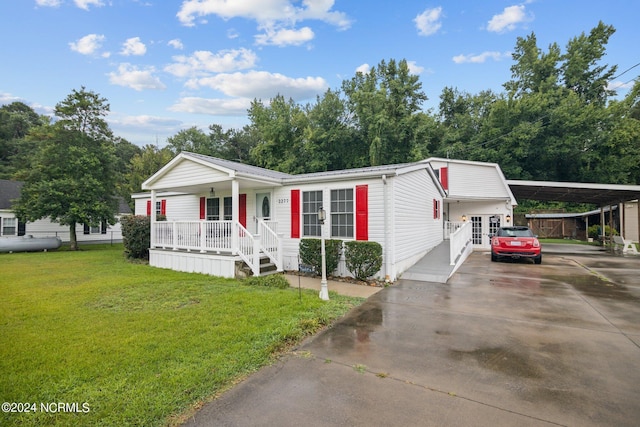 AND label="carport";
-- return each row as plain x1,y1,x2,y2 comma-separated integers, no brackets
507,180,640,242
